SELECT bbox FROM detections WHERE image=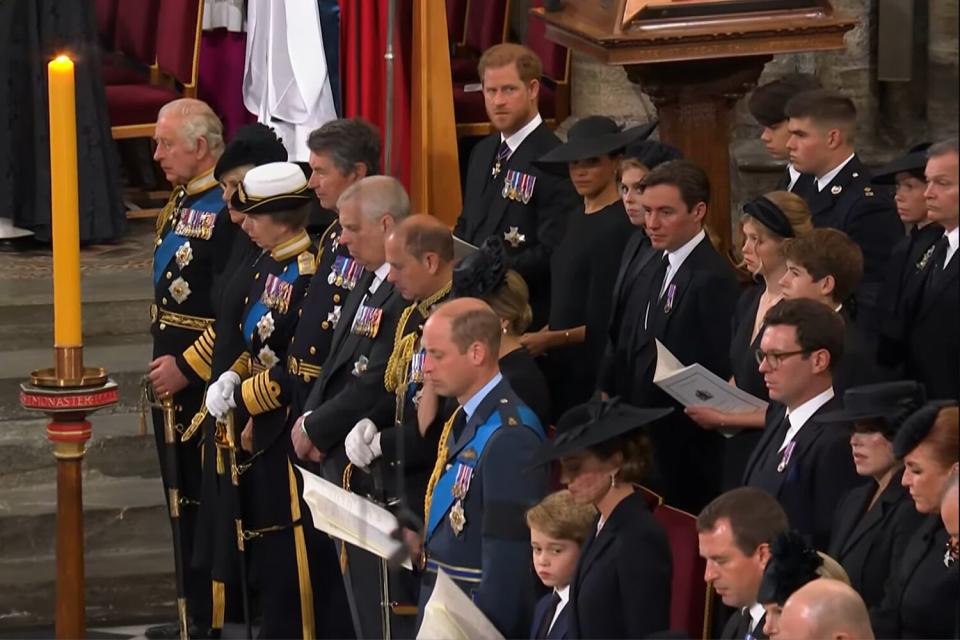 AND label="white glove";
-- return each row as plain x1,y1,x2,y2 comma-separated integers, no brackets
345,418,382,469
206,371,239,418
